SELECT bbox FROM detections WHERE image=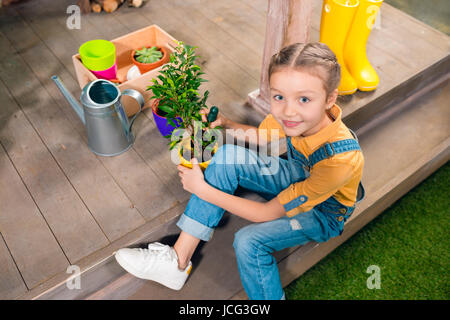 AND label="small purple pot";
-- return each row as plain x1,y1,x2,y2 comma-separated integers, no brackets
151,99,182,137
